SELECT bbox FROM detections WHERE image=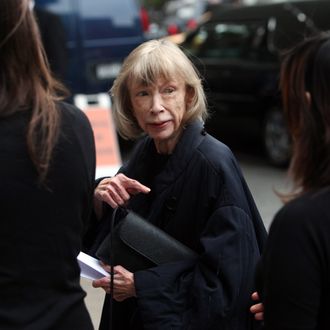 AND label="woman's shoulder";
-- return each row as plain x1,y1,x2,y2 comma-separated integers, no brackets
196,133,241,174
270,187,330,234
278,187,330,218
57,101,89,121
54,101,95,176
198,131,235,158
56,101,93,132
